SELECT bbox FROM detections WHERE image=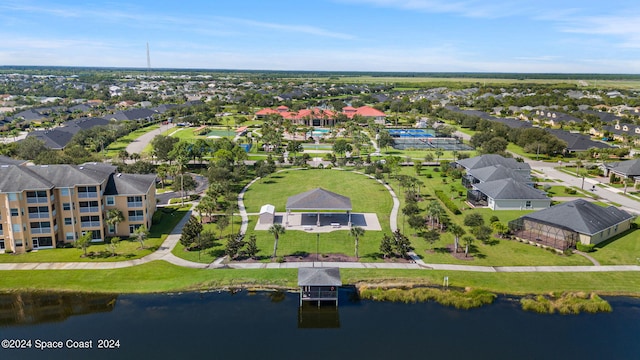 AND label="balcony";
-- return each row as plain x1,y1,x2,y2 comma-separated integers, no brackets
30,227,52,234
81,221,102,228
127,202,143,208
78,192,98,199
29,212,50,219
129,216,144,222
26,197,49,204
79,207,100,213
